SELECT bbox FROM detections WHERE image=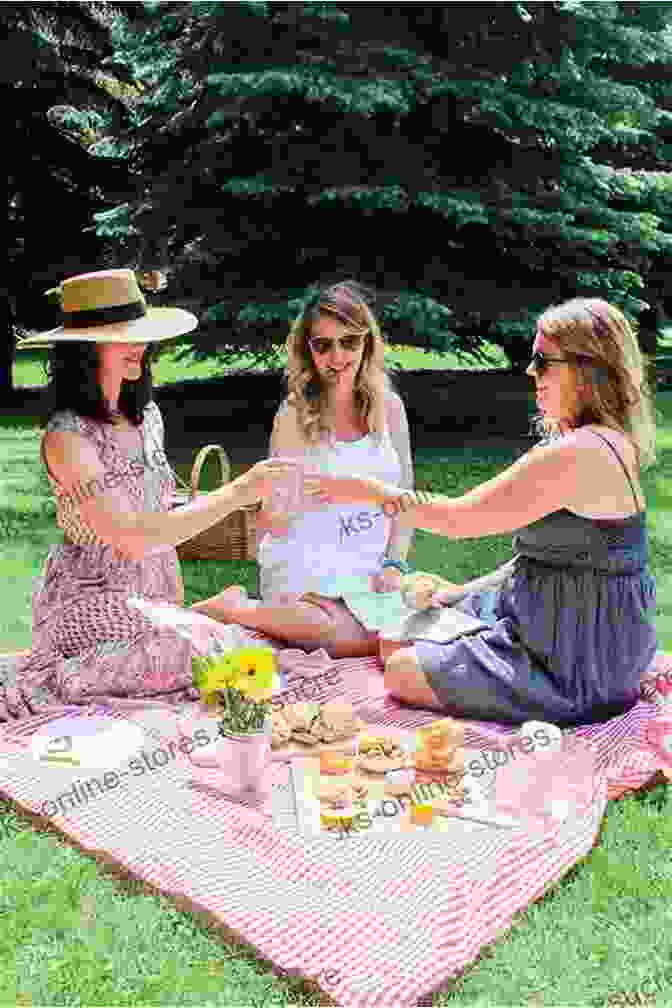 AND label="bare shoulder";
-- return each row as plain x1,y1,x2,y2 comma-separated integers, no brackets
570,424,637,462
563,424,644,512
271,397,308,454
273,397,300,428
42,428,104,486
